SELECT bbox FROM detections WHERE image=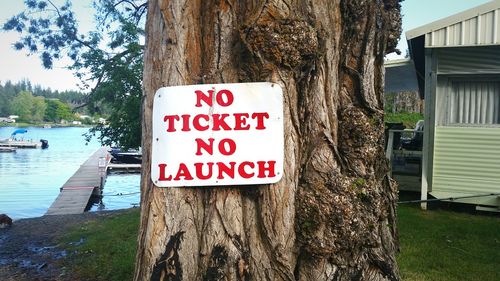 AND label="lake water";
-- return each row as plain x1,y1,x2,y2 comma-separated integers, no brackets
0,126,140,219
